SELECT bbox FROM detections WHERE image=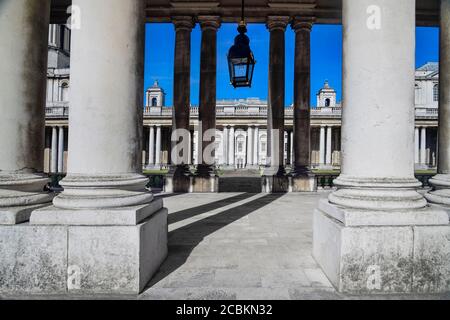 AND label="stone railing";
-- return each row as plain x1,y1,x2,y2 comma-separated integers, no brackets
47,104,438,121
415,108,438,119
142,105,342,118
45,102,70,118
